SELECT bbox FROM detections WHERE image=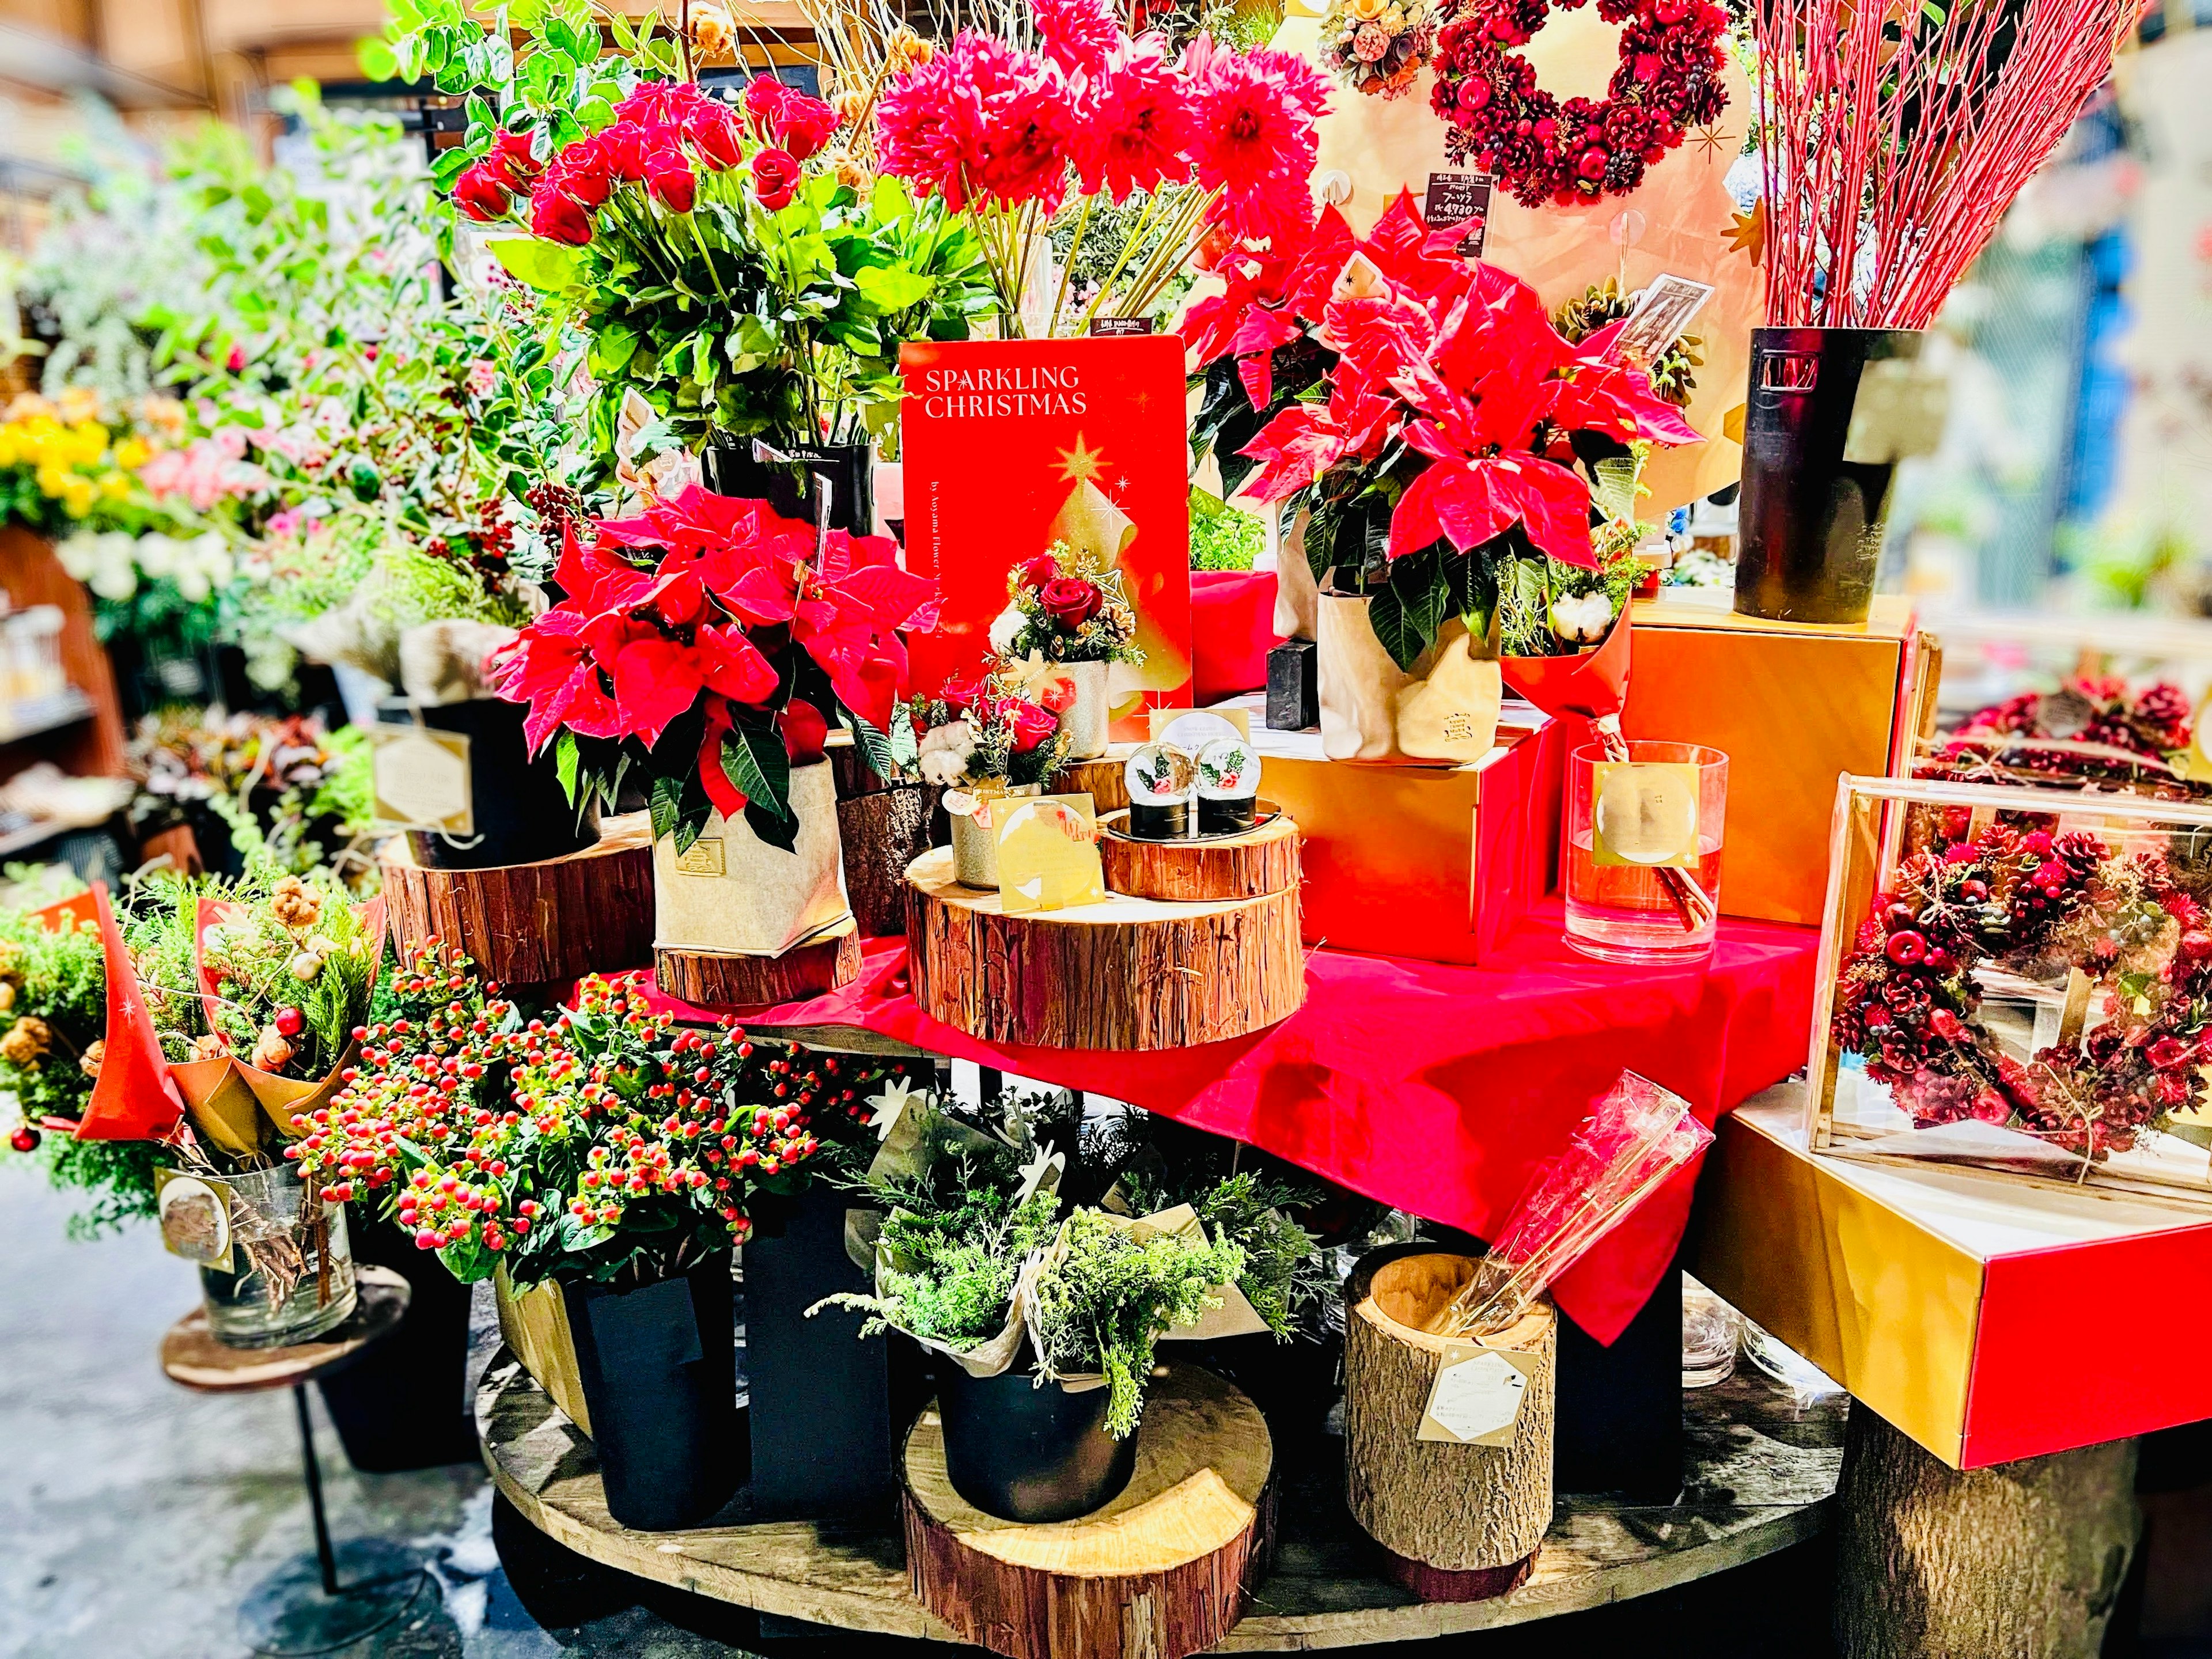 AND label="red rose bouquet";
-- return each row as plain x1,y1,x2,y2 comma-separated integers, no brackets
488,484,940,852
988,544,1143,666
442,74,992,461
872,0,1330,333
